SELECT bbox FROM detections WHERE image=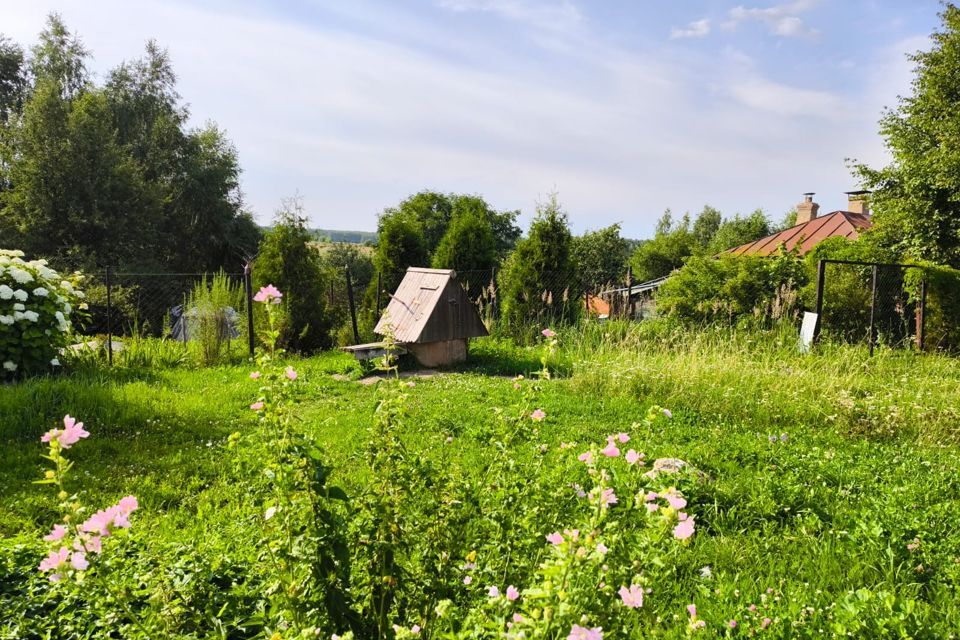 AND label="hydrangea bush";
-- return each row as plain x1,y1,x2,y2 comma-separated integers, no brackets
0,249,86,378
